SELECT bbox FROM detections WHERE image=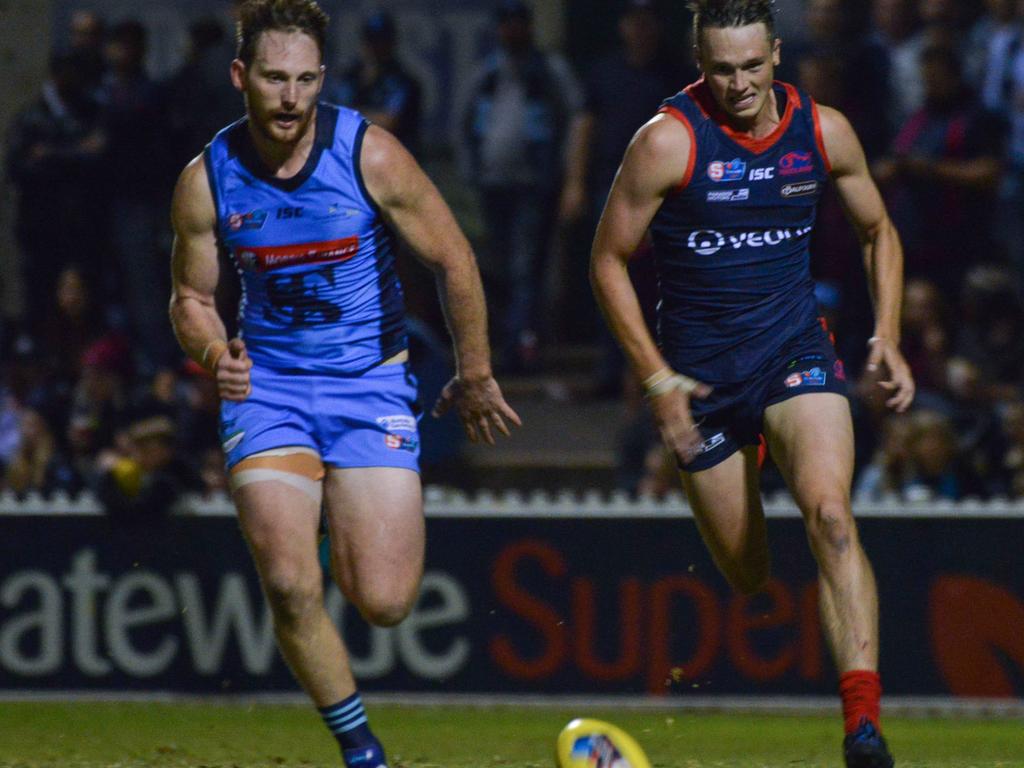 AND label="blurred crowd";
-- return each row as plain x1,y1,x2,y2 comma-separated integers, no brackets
2,0,1023,510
